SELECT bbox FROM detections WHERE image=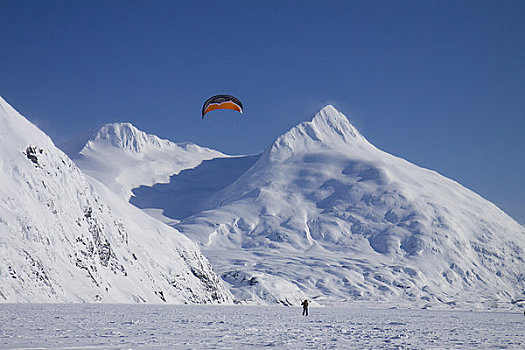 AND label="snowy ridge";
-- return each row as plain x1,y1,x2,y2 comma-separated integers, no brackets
65,122,227,200
0,97,232,303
